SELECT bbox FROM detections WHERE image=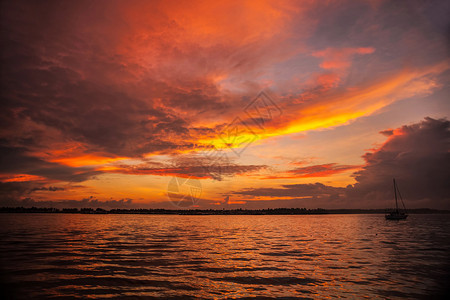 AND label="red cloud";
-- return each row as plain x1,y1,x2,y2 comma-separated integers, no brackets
265,163,359,179
313,47,375,70
98,163,265,181
288,163,360,178
236,118,450,209
1,0,449,208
